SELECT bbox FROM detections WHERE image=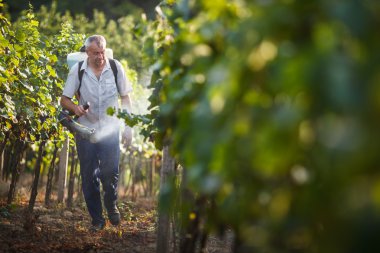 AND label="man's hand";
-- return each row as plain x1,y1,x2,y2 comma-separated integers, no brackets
74,104,88,117
122,125,133,147
60,96,88,117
